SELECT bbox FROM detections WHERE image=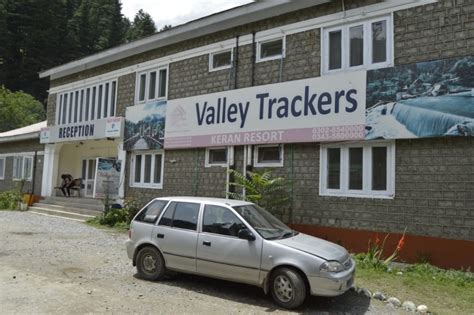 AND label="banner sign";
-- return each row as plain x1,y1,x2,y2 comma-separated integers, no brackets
124,100,166,151
164,72,366,148
94,158,121,198
366,56,474,139
40,117,124,144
